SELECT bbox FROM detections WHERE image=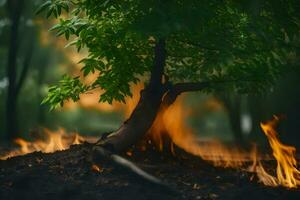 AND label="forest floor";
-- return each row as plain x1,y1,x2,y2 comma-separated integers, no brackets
0,142,299,200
